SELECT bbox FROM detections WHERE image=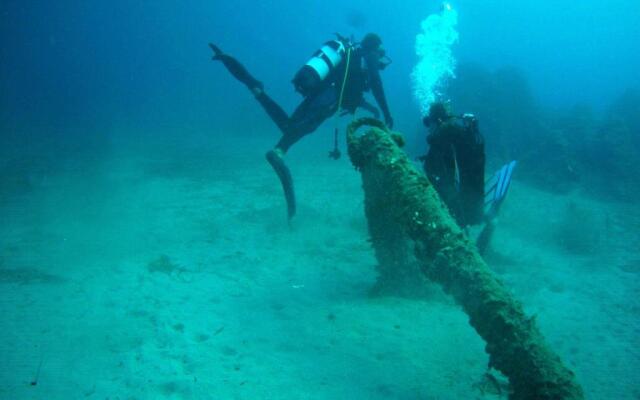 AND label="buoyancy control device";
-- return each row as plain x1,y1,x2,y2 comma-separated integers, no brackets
292,38,348,97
